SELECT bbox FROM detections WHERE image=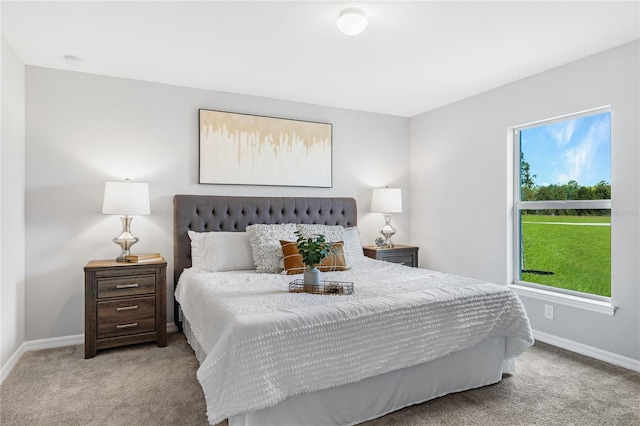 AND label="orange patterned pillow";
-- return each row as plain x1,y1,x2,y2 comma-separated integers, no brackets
280,241,348,275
